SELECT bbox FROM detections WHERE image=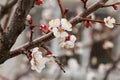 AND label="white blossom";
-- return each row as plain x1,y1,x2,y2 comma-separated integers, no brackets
49,19,60,29
104,16,115,28
103,41,114,49
59,35,76,49
49,18,72,31
52,28,68,38
61,18,72,31
30,47,54,73
48,18,76,49
26,14,32,21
